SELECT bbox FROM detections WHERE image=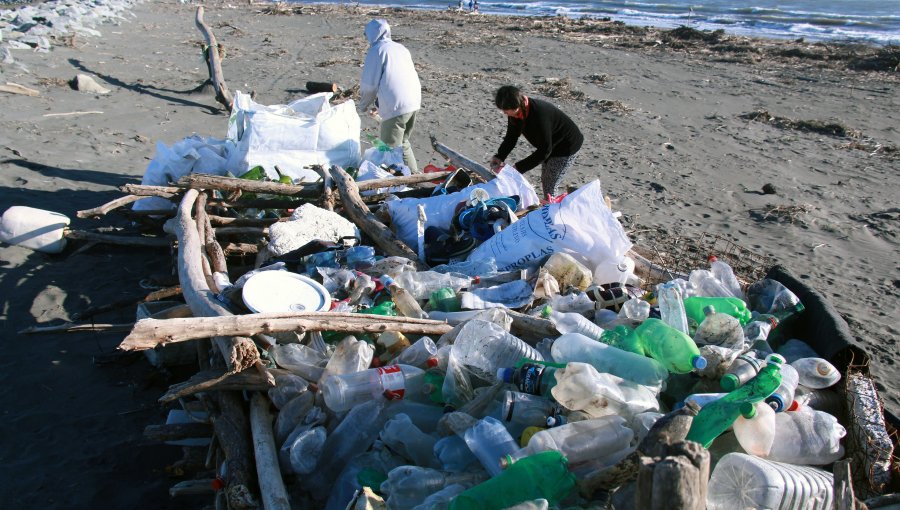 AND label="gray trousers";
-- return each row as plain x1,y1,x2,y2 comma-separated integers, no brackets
541,153,578,197
380,110,419,174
